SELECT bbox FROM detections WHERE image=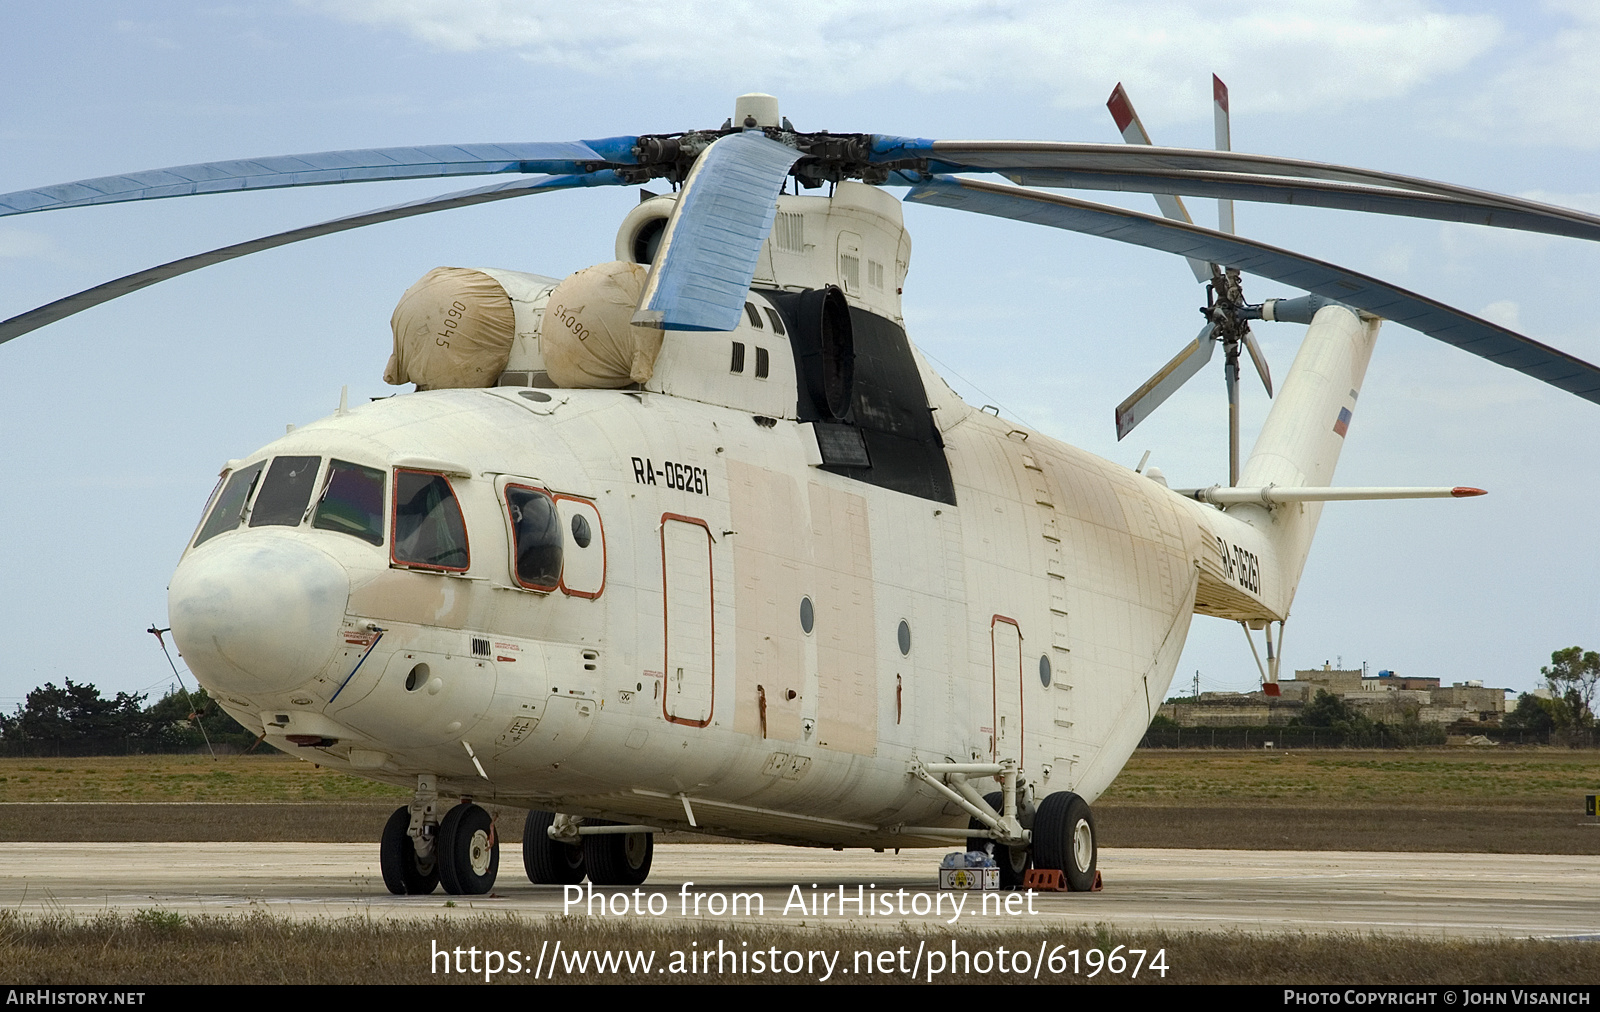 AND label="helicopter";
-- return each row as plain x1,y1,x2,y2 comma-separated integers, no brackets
3,89,1598,897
